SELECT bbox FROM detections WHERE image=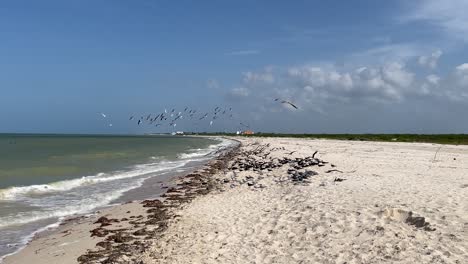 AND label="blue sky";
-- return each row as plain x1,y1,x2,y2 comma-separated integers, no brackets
1,0,468,134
